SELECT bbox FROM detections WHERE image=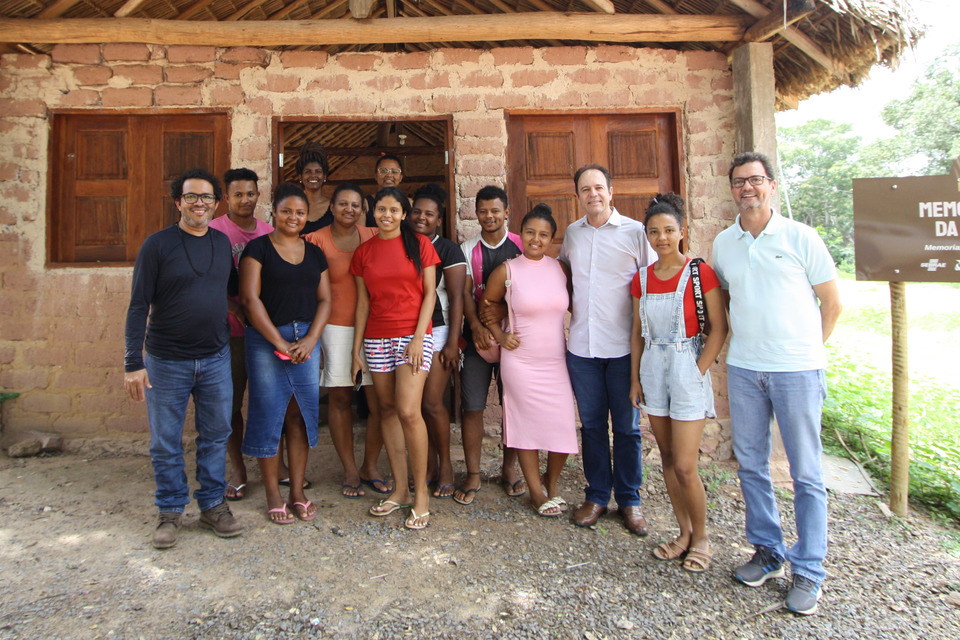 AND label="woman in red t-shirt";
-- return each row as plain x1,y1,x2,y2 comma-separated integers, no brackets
350,187,441,530
629,193,728,573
